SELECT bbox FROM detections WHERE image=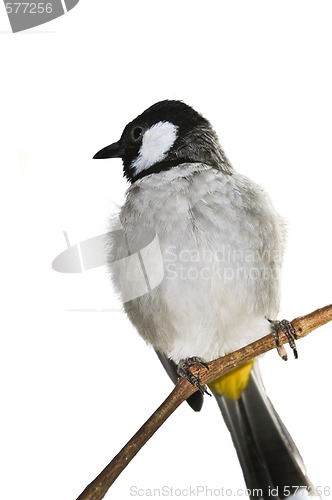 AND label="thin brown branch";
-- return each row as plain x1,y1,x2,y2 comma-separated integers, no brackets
76,304,332,500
